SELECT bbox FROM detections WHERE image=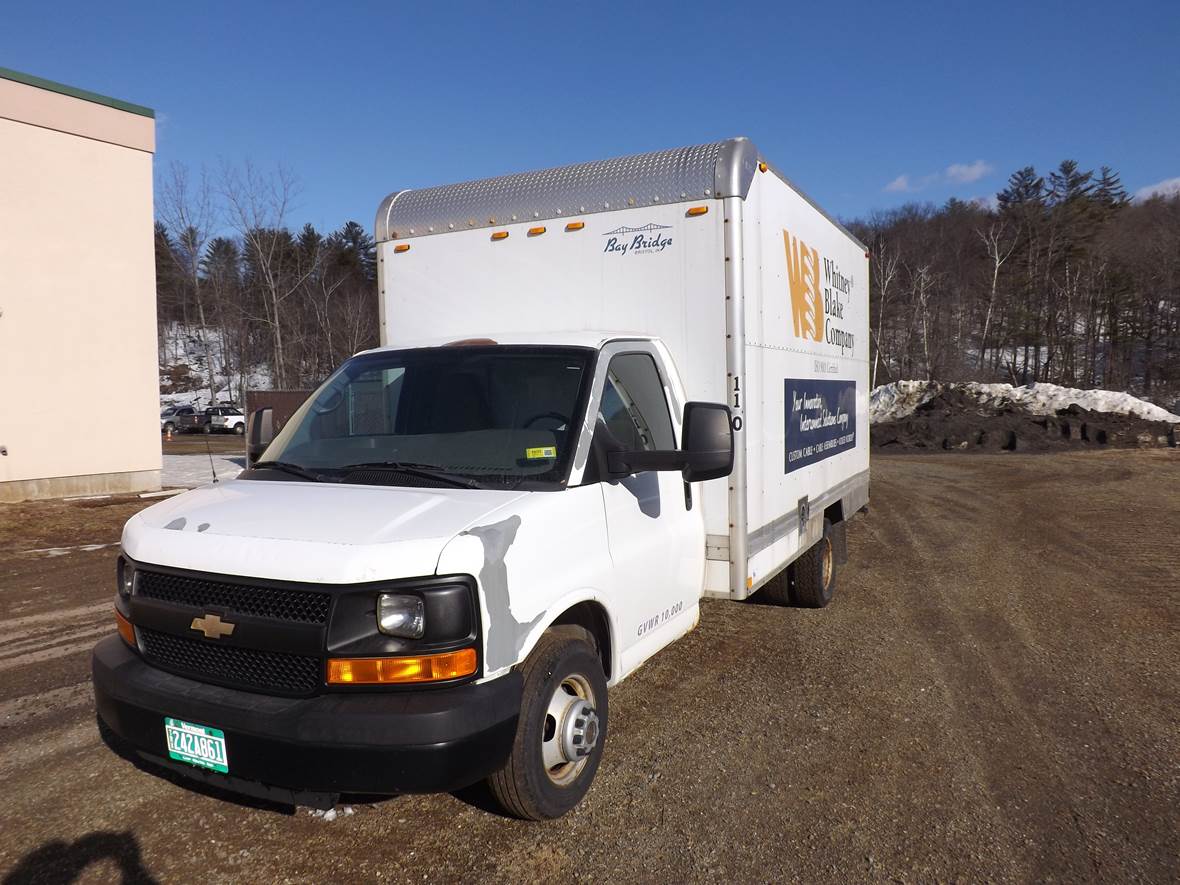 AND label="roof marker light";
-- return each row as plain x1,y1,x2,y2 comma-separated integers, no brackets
491,231,509,241
758,161,768,173
565,221,585,232
528,226,547,237
687,205,709,217
393,244,411,253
